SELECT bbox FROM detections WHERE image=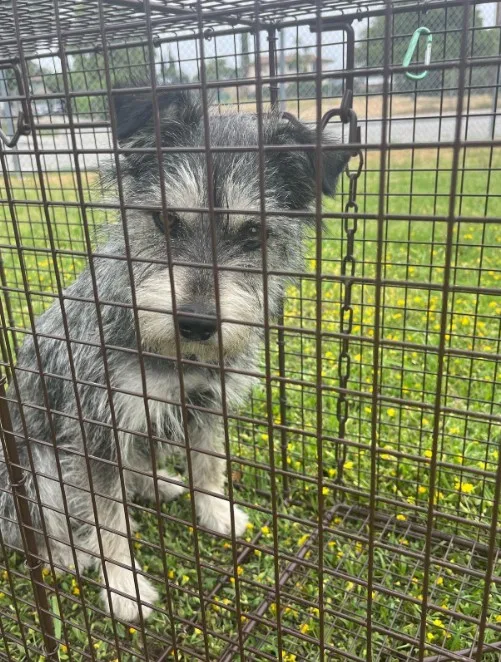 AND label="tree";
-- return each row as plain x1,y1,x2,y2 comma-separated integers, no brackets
241,32,250,78
356,6,500,95
65,47,151,118
159,49,190,84
197,57,236,103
